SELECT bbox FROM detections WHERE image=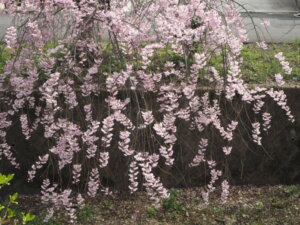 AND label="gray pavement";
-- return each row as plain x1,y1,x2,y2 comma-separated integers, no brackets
235,0,300,43
236,0,299,12
242,12,300,43
0,14,12,41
